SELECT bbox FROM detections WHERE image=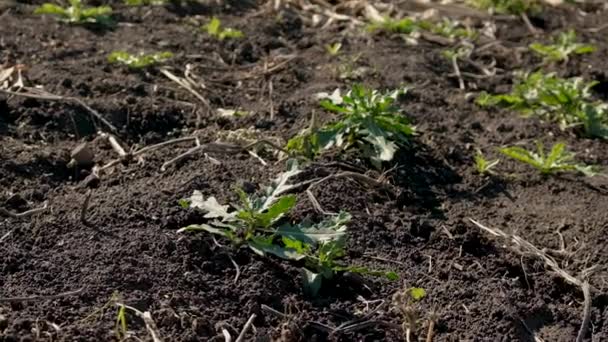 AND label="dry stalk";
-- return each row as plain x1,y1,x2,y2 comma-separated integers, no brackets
160,140,289,172
80,190,93,226
469,218,597,342
576,281,591,342
235,314,256,342
0,202,48,218
0,287,84,303
115,303,163,342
